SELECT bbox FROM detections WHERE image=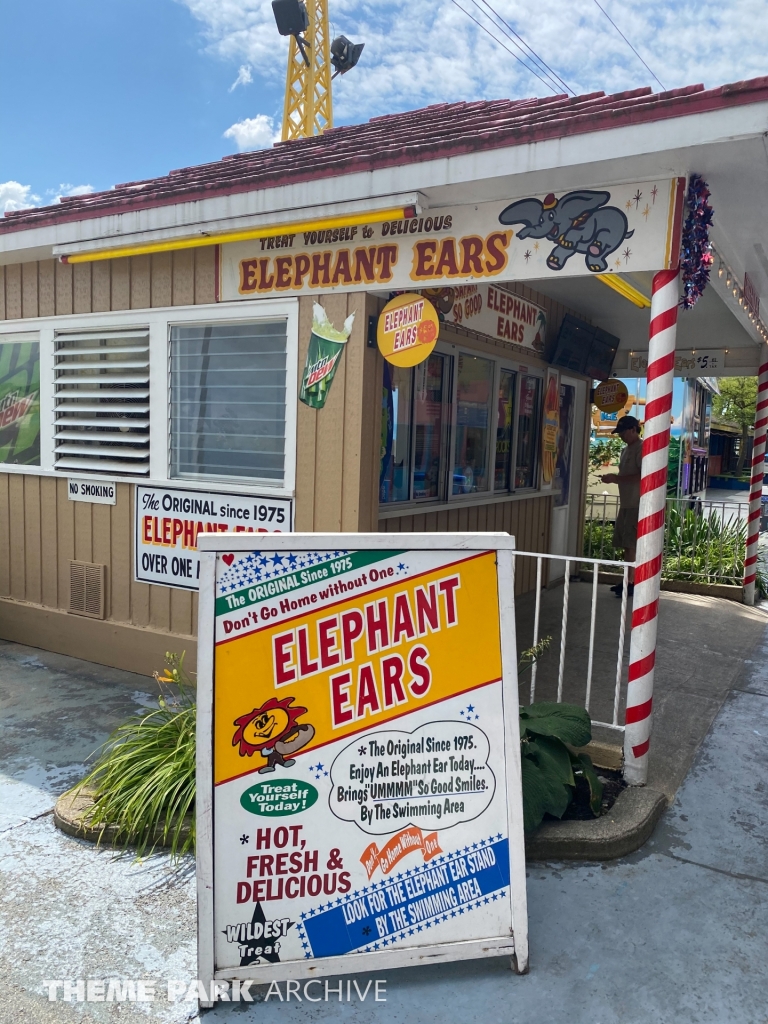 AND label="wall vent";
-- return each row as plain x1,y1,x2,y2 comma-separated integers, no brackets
69,560,107,619
54,328,150,475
